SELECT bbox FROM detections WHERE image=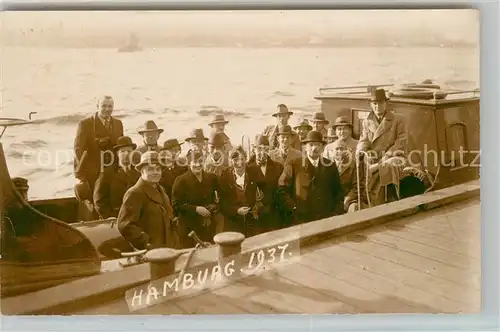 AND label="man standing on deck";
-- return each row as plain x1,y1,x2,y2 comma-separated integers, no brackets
74,95,124,199
324,116,358,160
158,139,187,199
134,120,163,154
208,114,233,156
268,125,303,166
93,136,140,219
204,132,230,178
278,130,342,224
356,88,414,206
262,104,301,150
293,118,313,145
